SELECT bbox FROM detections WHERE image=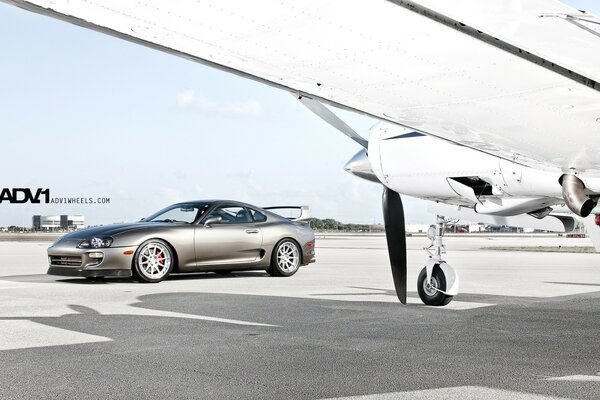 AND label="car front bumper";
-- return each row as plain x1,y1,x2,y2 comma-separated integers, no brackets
47,266,132,278
47,240,138,278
